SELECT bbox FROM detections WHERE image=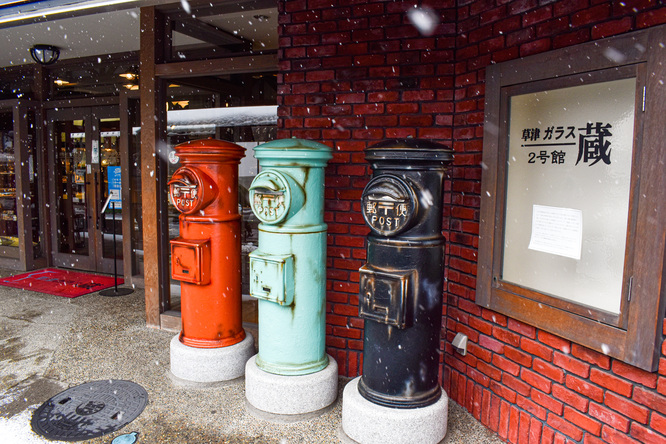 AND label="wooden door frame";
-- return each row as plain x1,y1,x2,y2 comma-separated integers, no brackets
119,89,143,289
91,105,123,275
